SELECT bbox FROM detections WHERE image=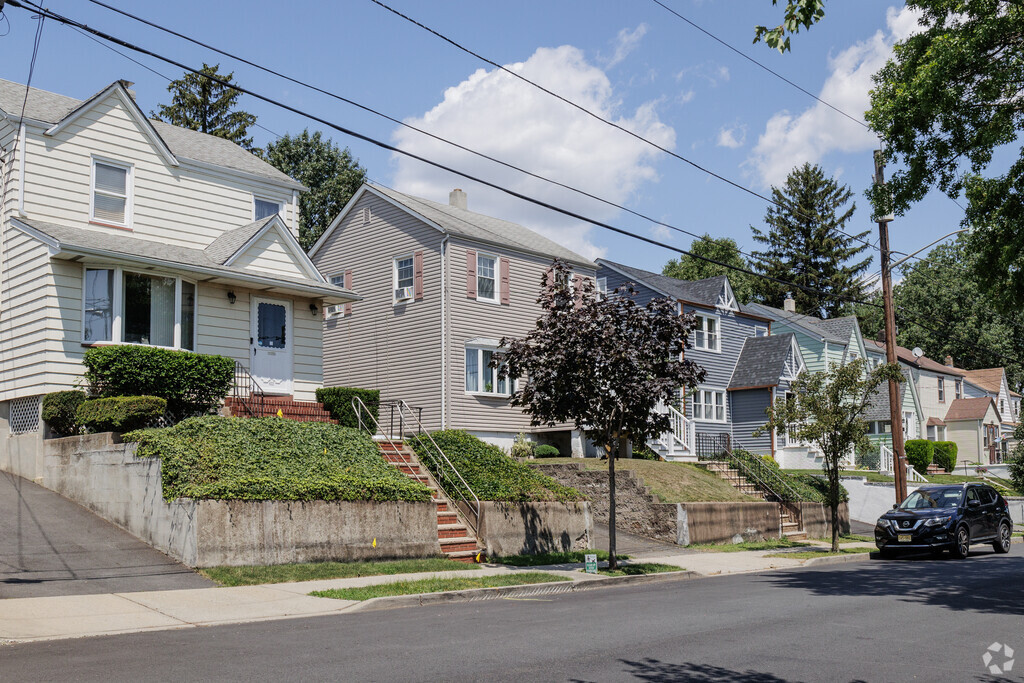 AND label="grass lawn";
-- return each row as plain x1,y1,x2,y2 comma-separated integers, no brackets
592,562,684,576
764,548,871,560
309,572,568,600
494,550,628,566
687,538,810,552
783,469,1022,495
538,458,757,503
812,534,874,544
200,558,479,587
